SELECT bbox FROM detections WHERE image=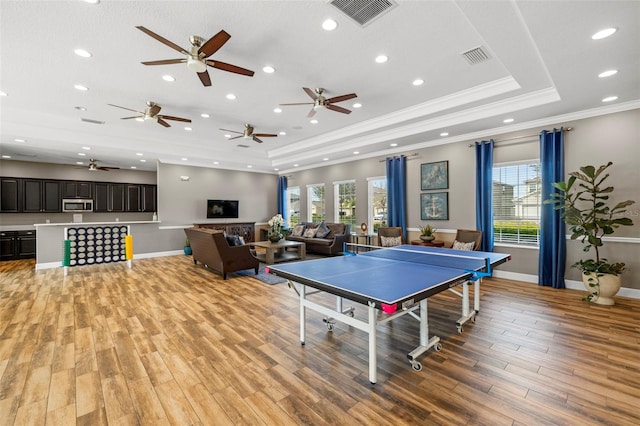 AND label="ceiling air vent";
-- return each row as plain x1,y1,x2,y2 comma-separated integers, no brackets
461,46,491,65
237,144,250,148
81,118,105,125
330,0,397,27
